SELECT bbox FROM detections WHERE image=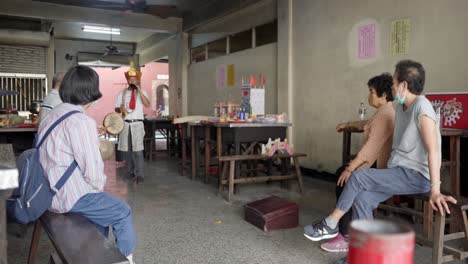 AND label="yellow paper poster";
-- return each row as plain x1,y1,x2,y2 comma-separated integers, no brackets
391,18,411,55
227,64,235,87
